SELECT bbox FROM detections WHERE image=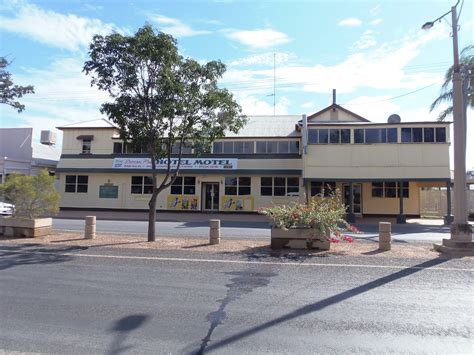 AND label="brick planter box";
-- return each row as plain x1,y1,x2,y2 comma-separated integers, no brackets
271,227,330,250
0,218,52,238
